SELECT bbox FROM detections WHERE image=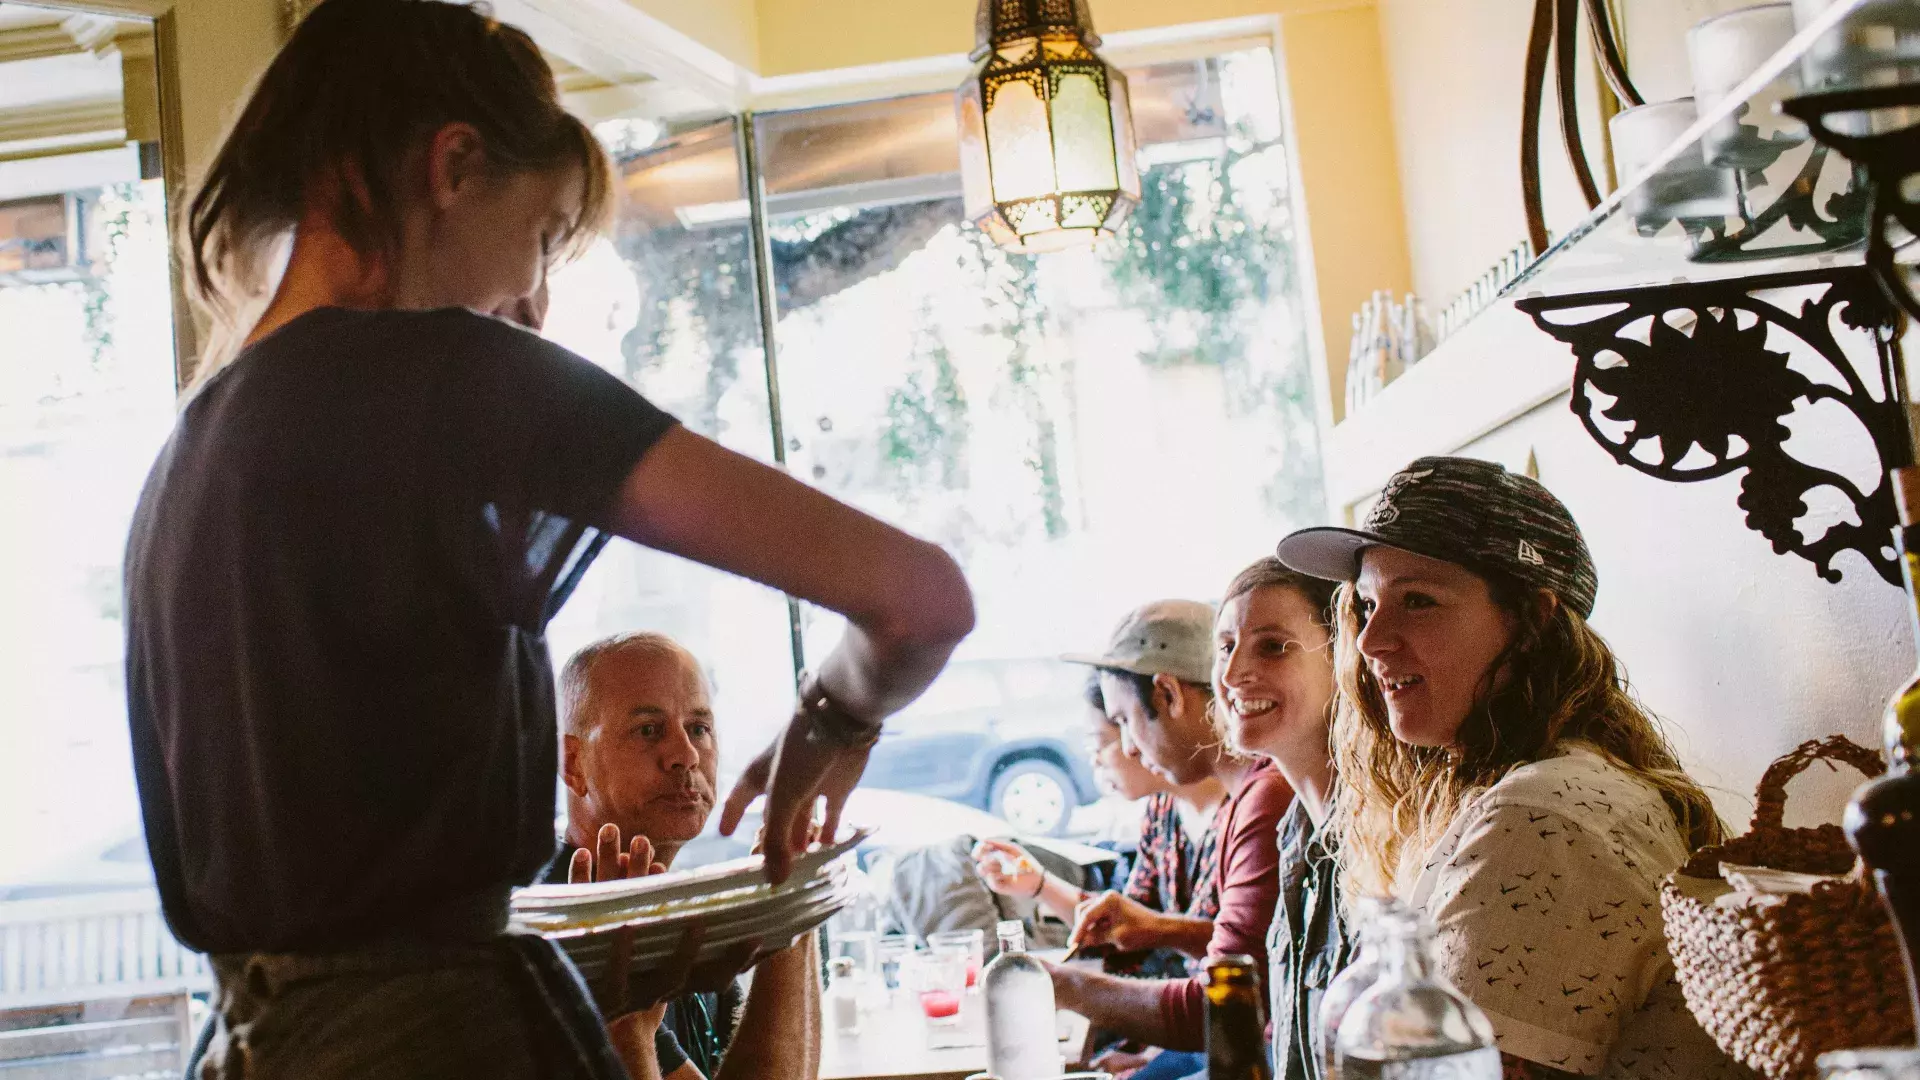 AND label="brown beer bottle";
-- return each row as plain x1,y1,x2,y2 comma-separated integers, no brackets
1205,954,1273,1080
